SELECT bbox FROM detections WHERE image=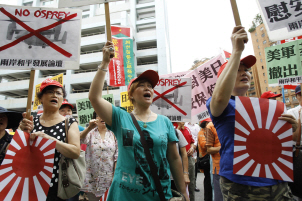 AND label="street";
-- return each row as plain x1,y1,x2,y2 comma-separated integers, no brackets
195,172,205,201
